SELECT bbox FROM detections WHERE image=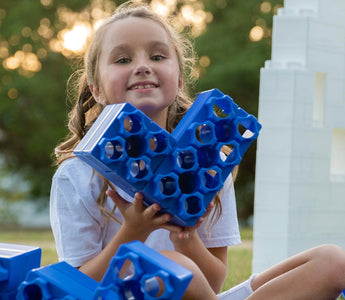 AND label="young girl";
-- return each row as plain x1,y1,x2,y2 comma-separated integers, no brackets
50,2,345,299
